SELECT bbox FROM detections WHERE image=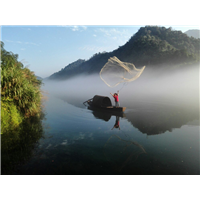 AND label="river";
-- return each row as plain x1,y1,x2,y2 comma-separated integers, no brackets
1,68,199,175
